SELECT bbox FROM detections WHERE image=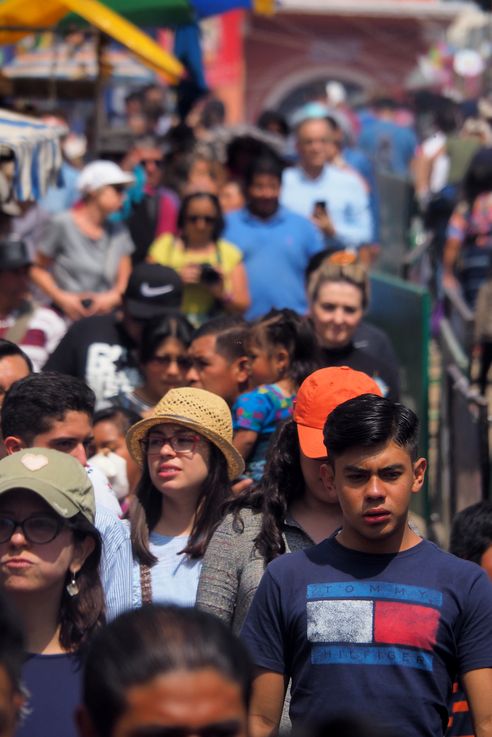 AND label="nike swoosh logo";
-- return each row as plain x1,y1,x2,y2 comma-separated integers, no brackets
140,283,175,298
